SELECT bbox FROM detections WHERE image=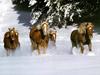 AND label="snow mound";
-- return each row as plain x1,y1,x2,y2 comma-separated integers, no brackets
87,52,95,56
